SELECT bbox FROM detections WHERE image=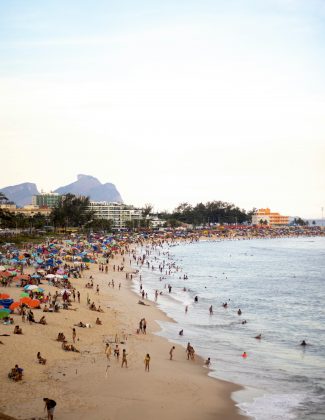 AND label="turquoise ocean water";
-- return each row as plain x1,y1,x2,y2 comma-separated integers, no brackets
132,236,325,419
